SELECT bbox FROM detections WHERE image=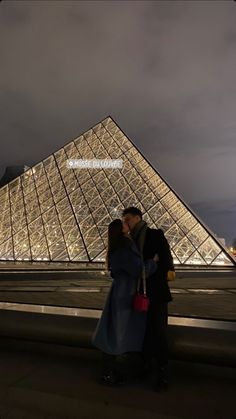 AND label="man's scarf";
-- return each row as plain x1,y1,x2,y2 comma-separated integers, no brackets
130,220,148,255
